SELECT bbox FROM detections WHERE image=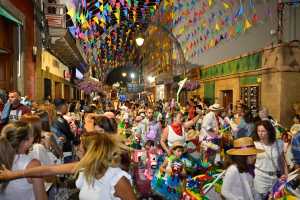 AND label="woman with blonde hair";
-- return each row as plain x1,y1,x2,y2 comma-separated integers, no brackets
0,121,47,200
0,131,136,200
75,133,135,200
